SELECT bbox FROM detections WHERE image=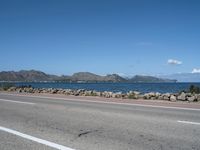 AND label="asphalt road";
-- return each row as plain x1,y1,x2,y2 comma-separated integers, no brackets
0,93,200,150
